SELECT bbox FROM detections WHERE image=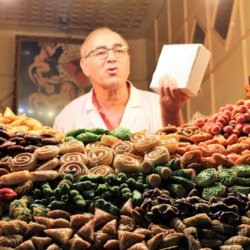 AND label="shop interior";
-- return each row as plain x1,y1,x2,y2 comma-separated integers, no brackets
0,0,249,125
